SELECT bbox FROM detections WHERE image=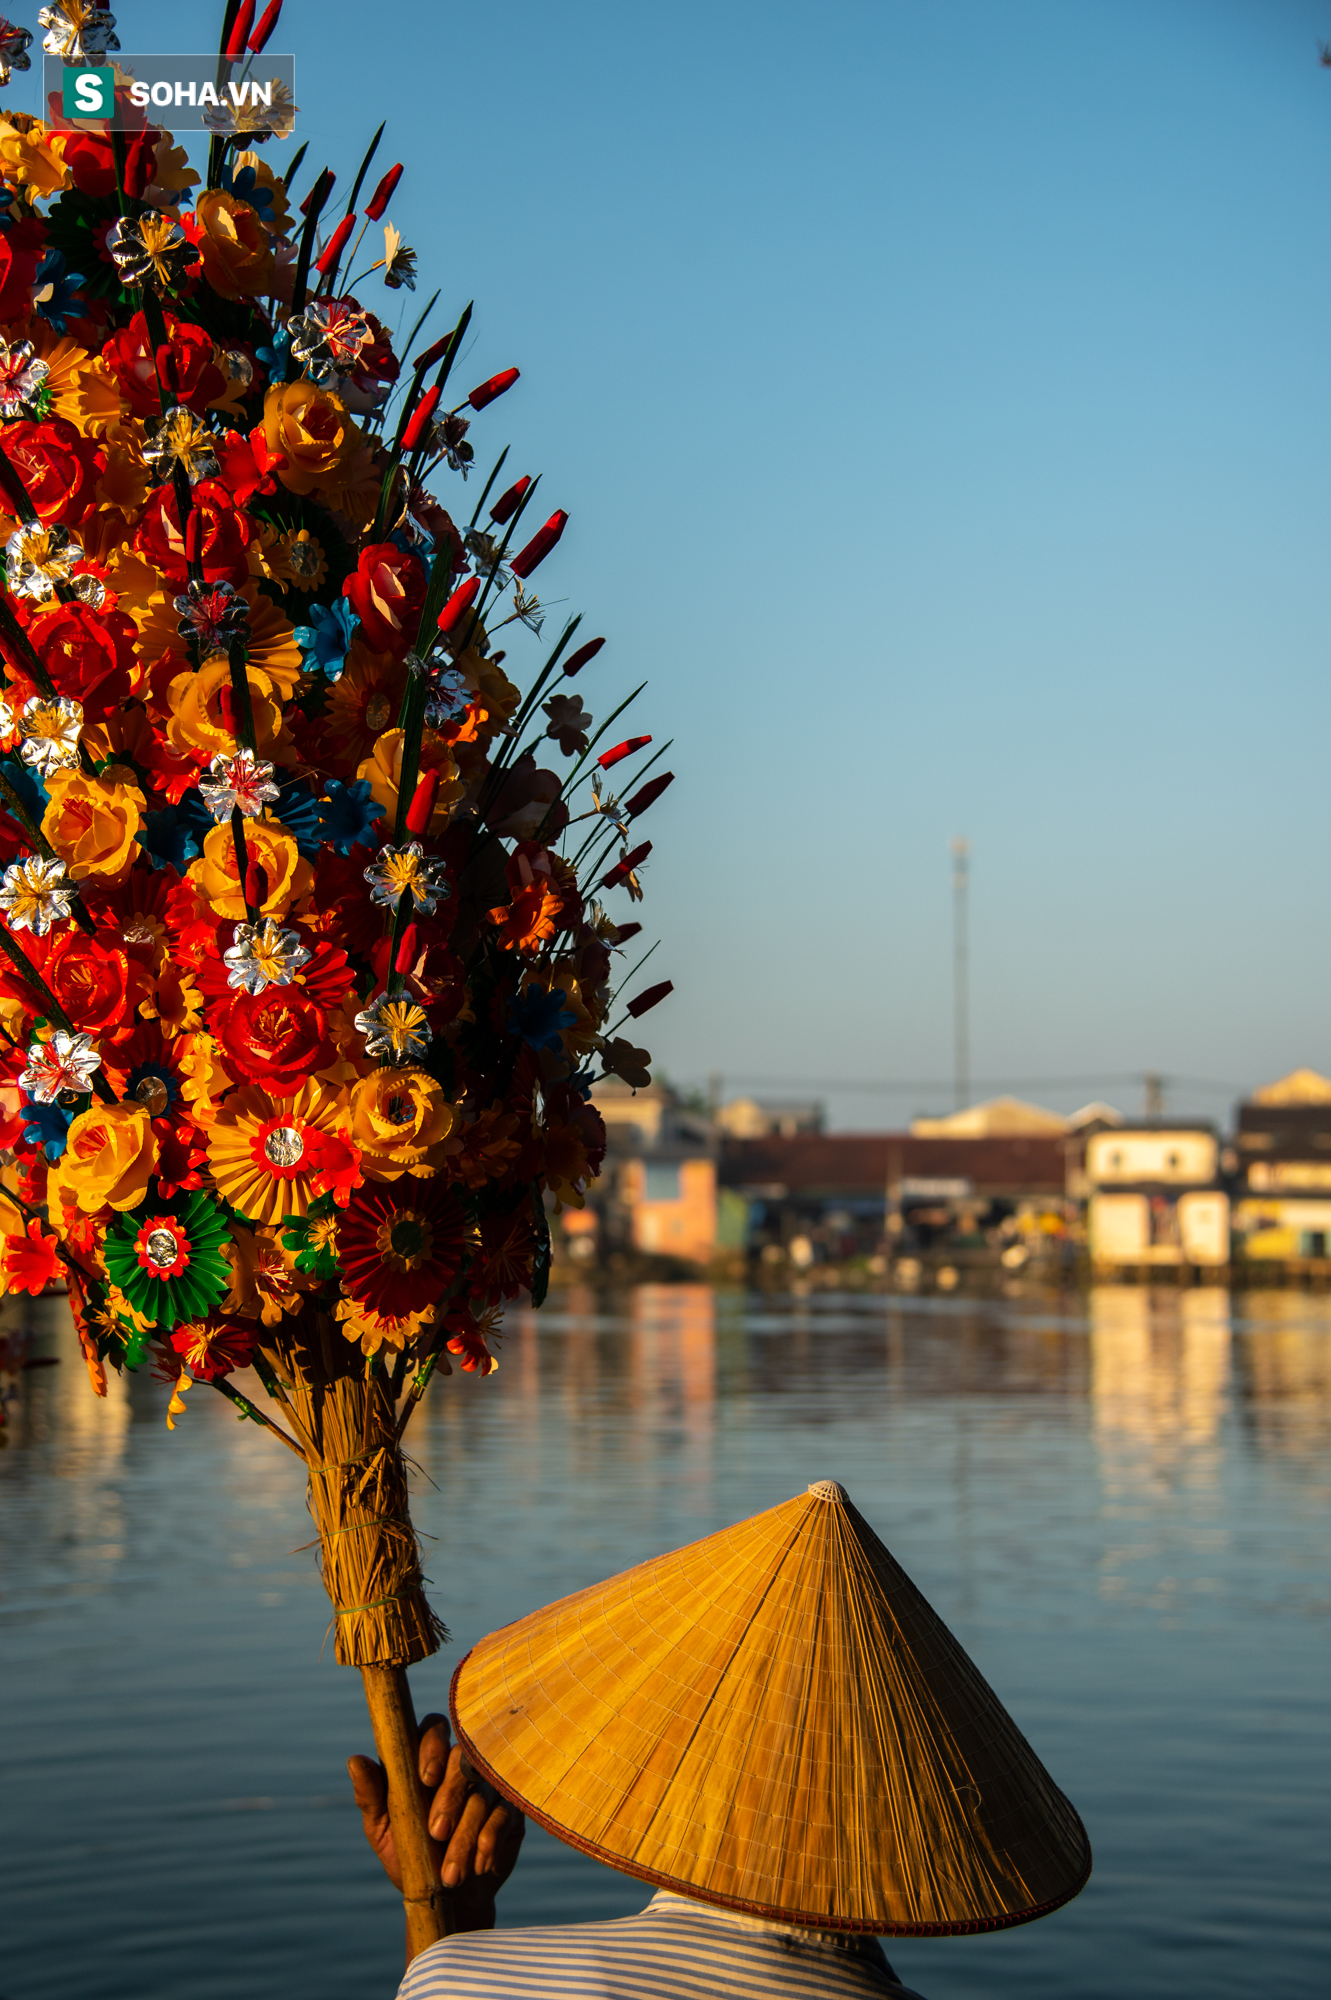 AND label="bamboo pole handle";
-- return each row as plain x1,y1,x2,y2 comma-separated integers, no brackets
359,1662,446,1965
